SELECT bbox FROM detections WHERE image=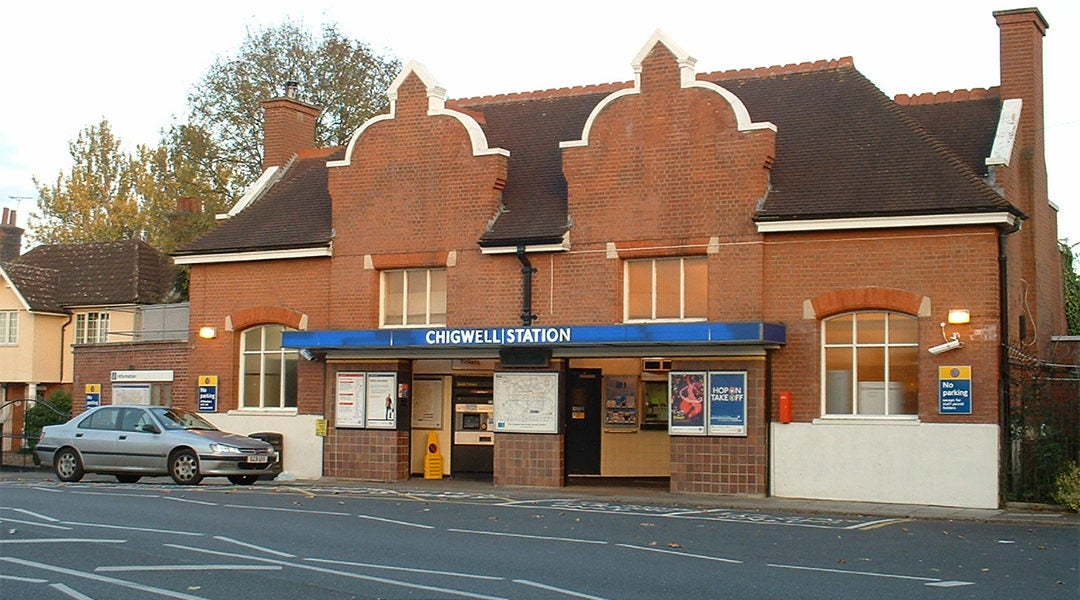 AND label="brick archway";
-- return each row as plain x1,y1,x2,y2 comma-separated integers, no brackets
227,306,308,332
809,287,928,319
